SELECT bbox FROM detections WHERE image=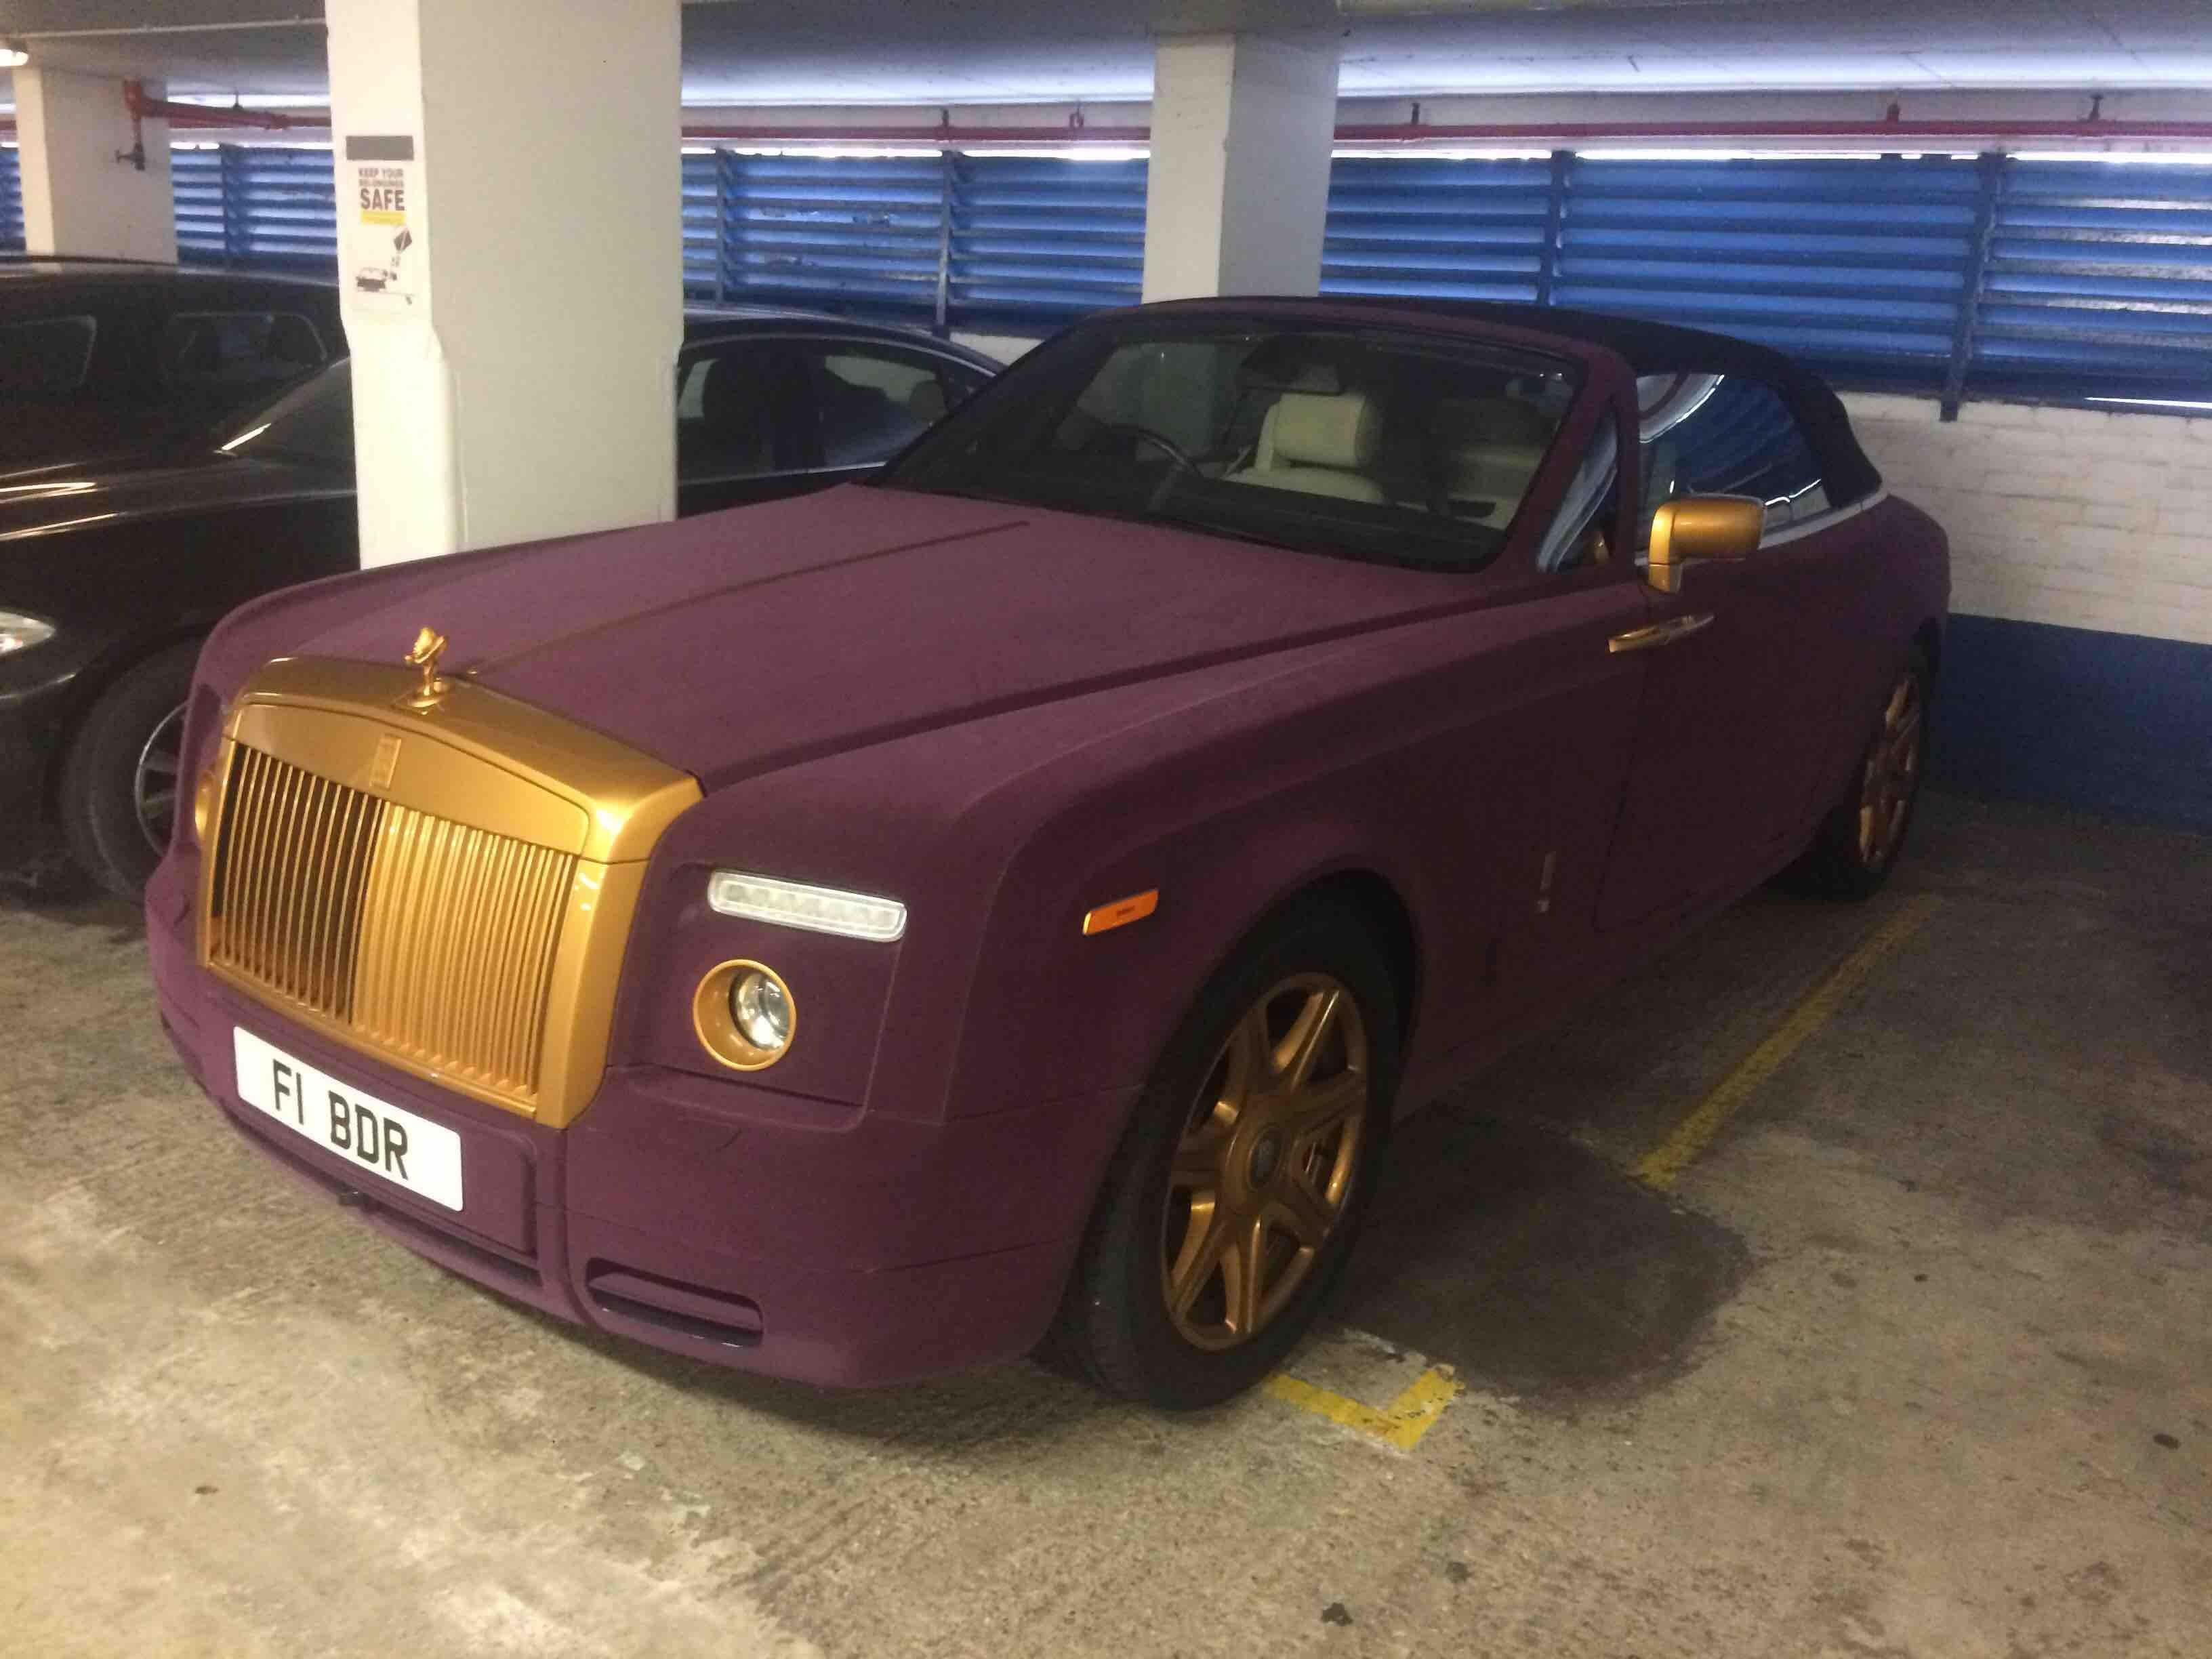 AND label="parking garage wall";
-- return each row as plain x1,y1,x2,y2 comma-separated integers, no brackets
1844,394,2212,829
